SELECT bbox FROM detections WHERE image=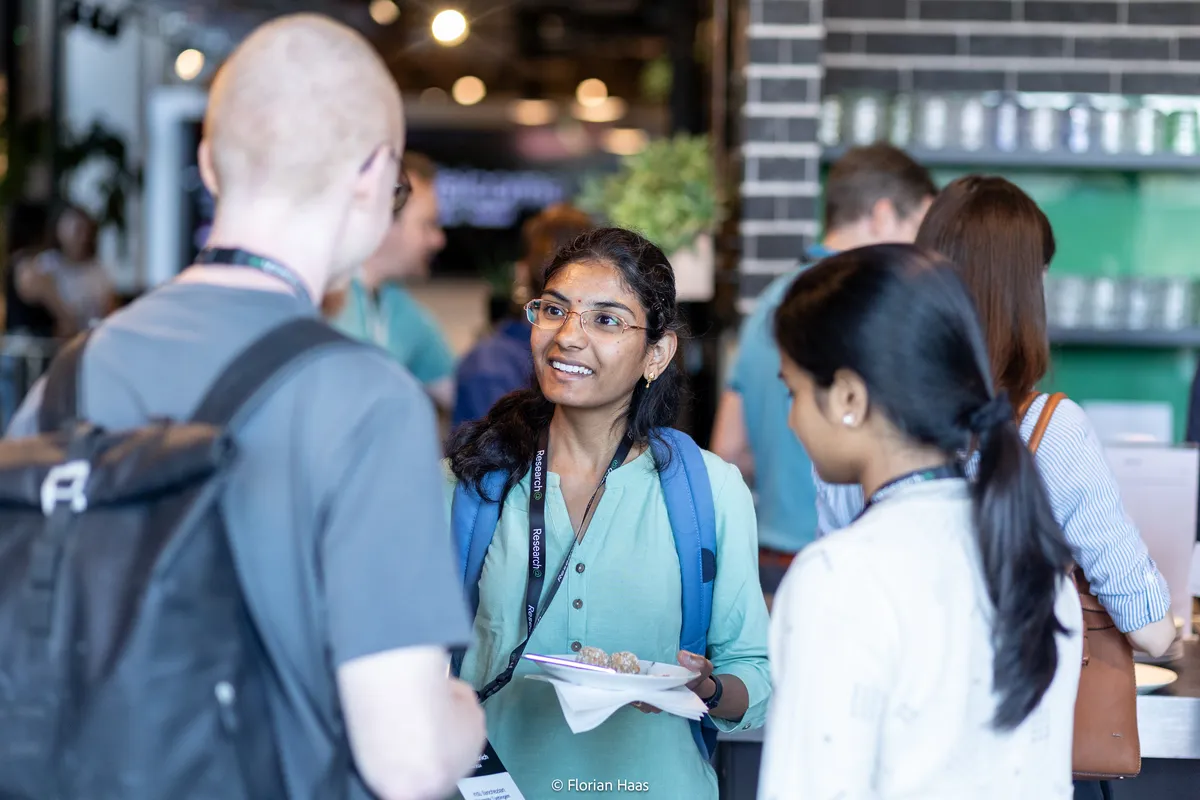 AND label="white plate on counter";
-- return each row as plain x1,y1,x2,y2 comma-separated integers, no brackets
1134,663,1179,694
524,653,699,691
